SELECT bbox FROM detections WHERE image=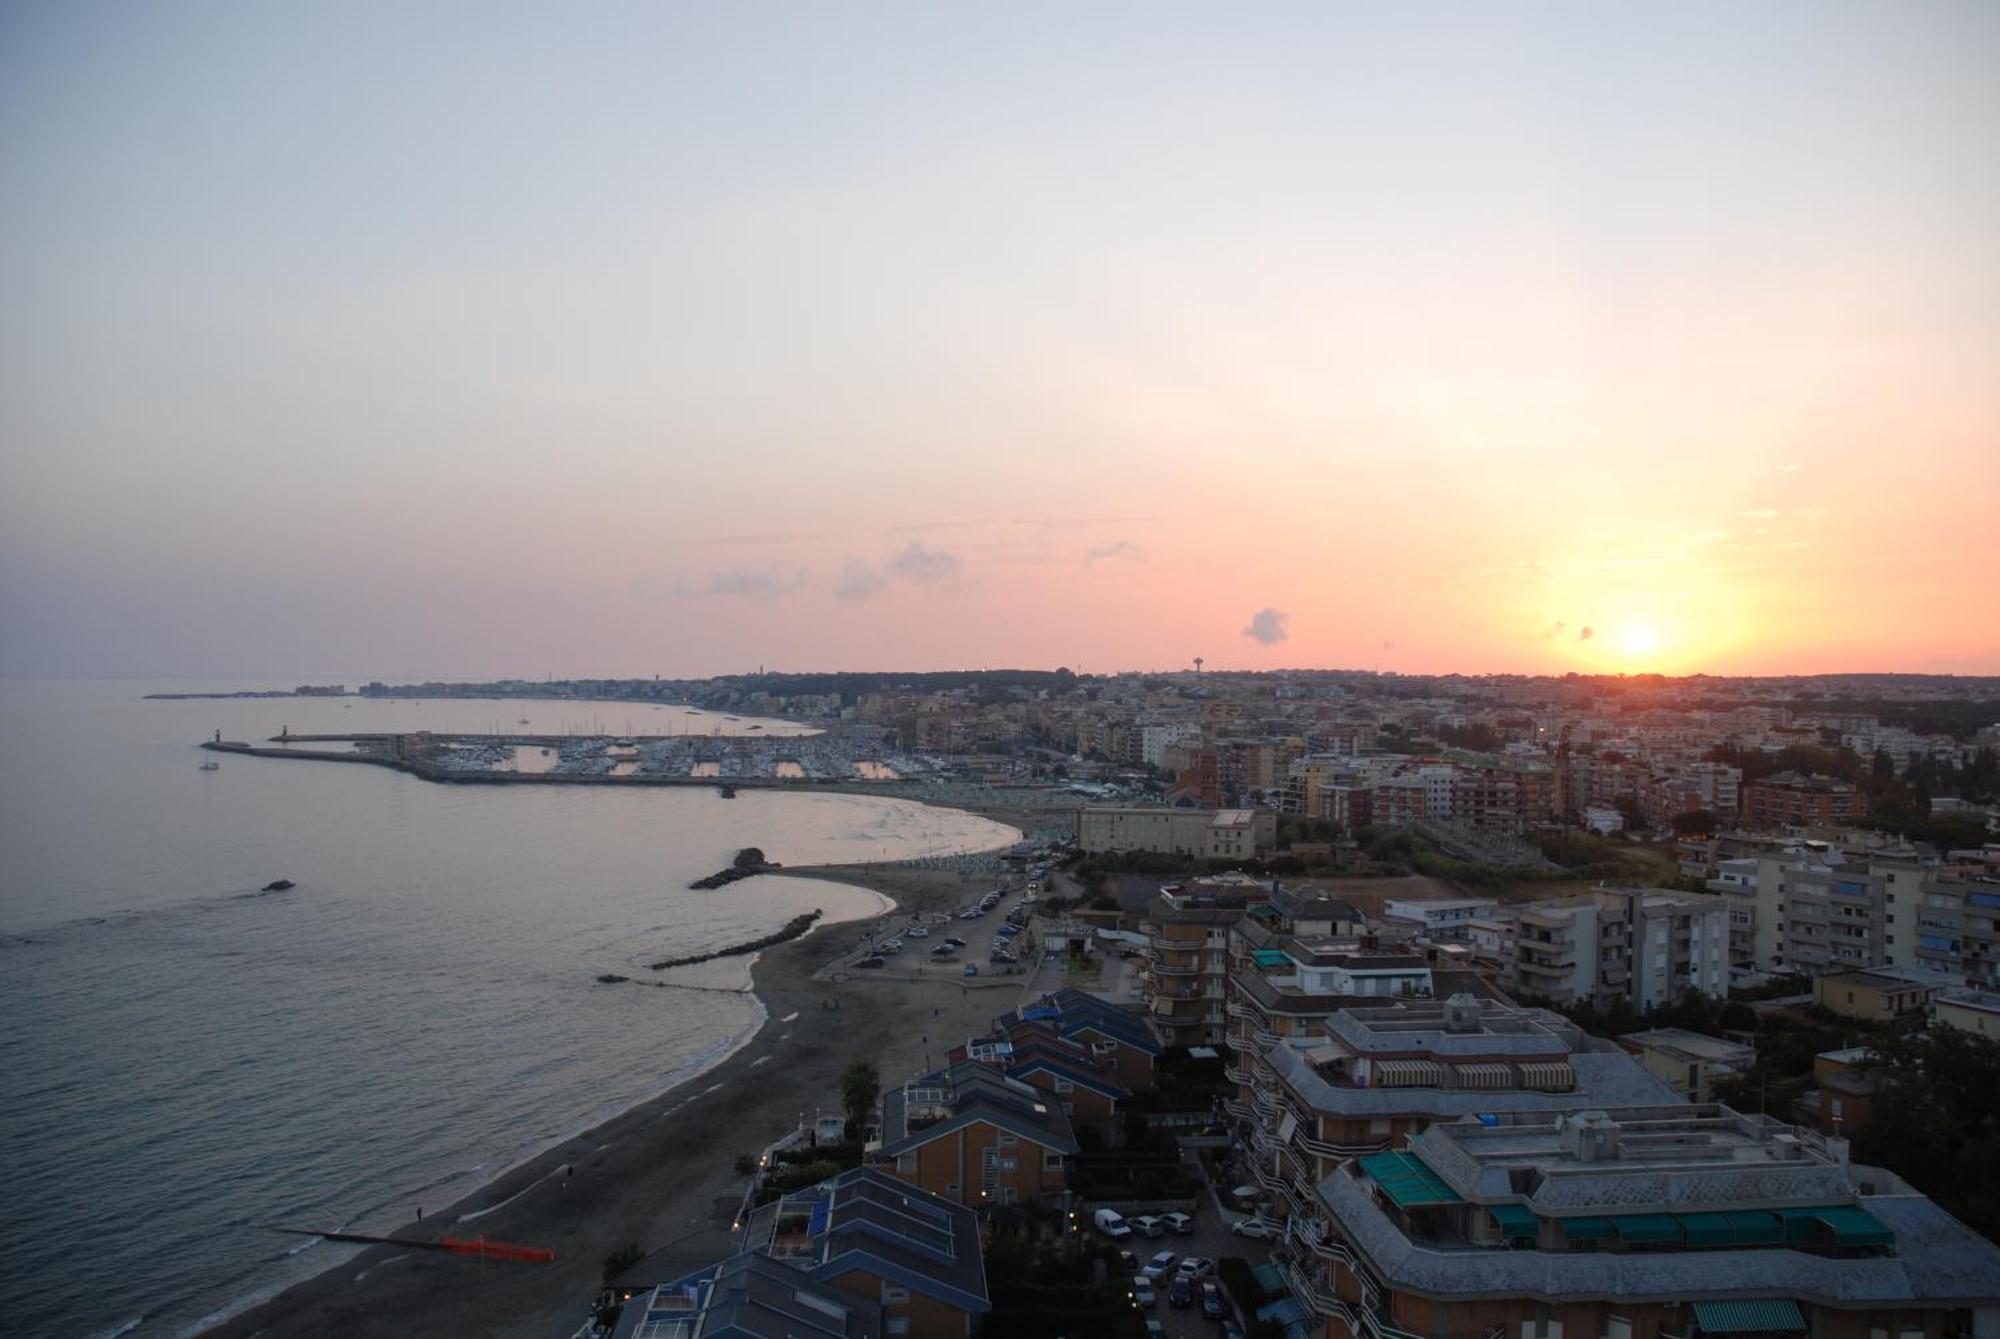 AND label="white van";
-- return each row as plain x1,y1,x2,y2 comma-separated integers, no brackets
1094,1208,1132,1239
